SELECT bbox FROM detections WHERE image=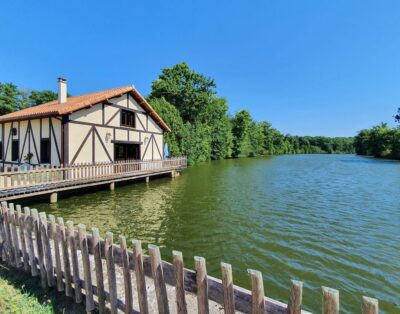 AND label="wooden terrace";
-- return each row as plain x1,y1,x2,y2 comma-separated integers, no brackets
0,158,187,202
